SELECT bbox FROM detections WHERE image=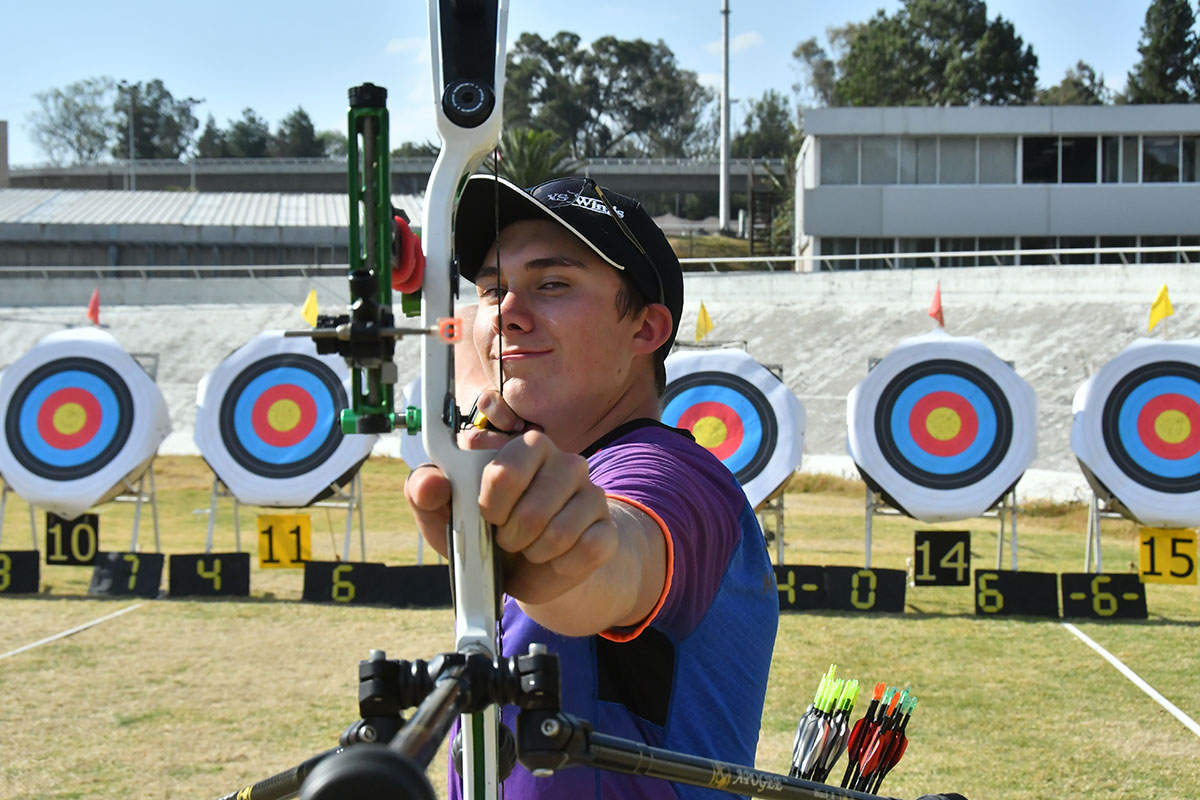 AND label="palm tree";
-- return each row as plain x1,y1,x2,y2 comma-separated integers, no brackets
485,127,584,187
